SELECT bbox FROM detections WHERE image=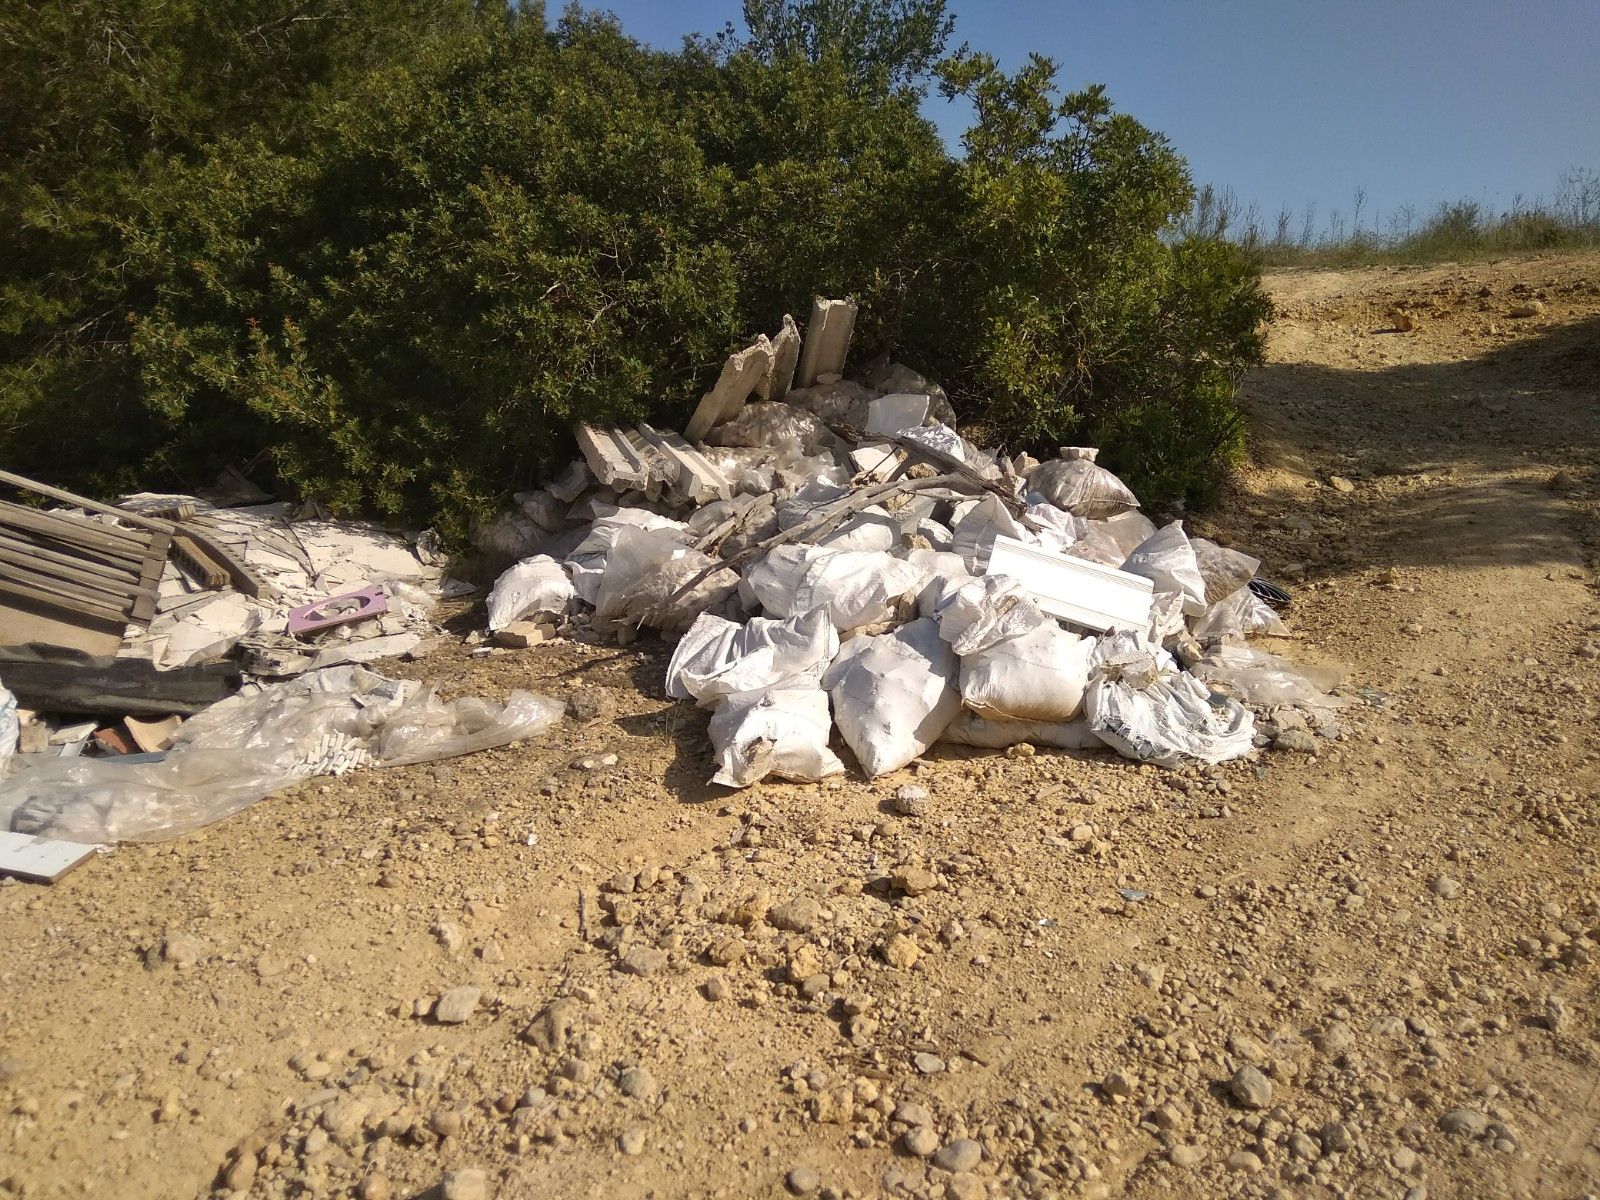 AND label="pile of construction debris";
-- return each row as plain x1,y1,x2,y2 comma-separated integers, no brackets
475,297,1343,788
0,470,556,860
